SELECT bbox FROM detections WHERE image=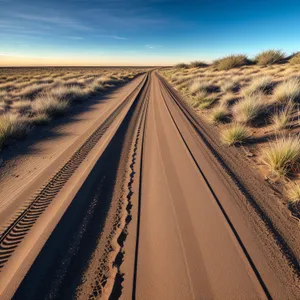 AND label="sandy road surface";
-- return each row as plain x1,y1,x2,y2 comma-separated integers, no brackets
0,71,299,299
